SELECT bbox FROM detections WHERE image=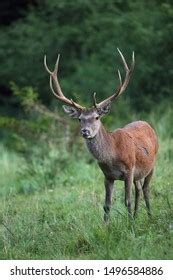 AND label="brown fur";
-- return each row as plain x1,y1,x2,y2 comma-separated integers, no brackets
85,119,158,220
